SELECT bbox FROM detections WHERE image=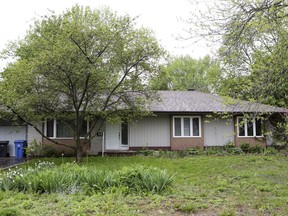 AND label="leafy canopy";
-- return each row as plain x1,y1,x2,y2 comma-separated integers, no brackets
150,55,221,93
0,5,165,161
